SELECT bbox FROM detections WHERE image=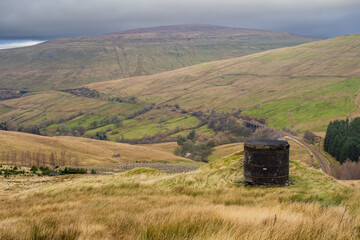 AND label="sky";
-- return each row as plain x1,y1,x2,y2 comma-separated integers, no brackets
0,0,359,49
